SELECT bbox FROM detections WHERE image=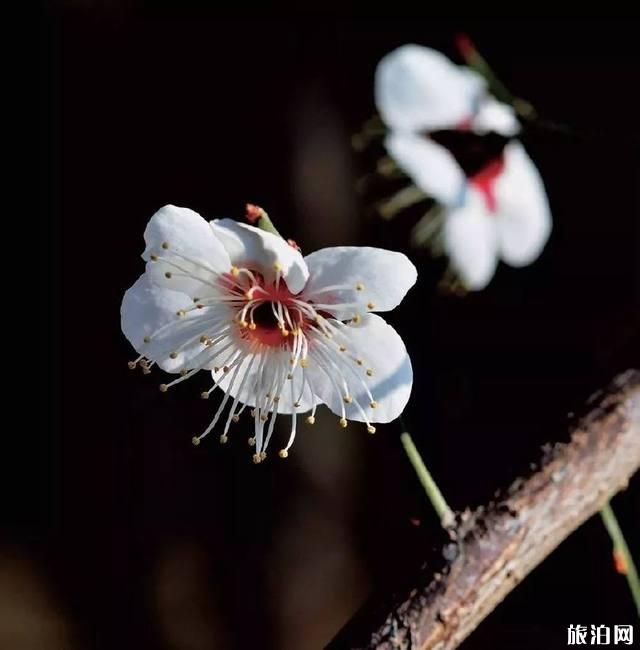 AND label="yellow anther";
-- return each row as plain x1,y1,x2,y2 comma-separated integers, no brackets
142,367,151,375
367,302,375,310
278,449,288,459
339,418,348,428
176,309,186,317
351,314,361,324
150,254,158,261
232,414,240,423
339,345,347,352
300,358,309,368
127,361,137,370
248,437,256,446
200,391,209,400
239,320,248,327
200,335,208,344
273,396,280,403
260,451,267,461
213,367,220,373
343,395,353,404
196,304,204,310
179,369,188,377
370,400,378,409
293,401,300,408
230,266,240,276
248,322,256,330
281,328,289,337
250,409,256,417
356,283,364,291
169,351,178,359
252,453,261,464
191,436,200,446
165,272,172,279
306,415,315,425
159,384,168,392
273,262,282,271
260,414,268,422
143,335,151,344
367,425,376,434
223,366,230,373
220,435,229,444
366,369,374,377
161,241,169,249
287,373,293,380
356,359,364,366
